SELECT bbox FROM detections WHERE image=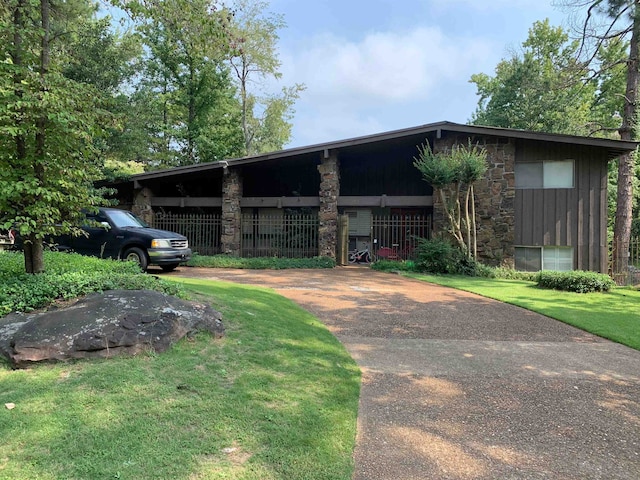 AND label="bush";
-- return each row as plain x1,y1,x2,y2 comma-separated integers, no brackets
371,259,417,272
187,254,336,269
474,265,539,281
0,251,184,315
536,270,615,293
414,238,478,275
